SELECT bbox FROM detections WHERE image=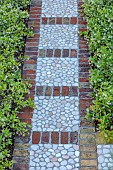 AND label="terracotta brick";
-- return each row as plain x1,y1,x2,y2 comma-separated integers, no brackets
45,87,52,96
49,18,55,24
24,52,38,56
53,87,60,96
70,17,77,24
63,49,69,57
36,86,43,96
32,132,40,144
21,106,33,113
62,86,69,96
56,18,62,24
26,42,38,47
51,132,59,144
23,70,36,74
80,88,92,93
24,60,36,64
54,49,61,57
70,132,78,144
63,17,69,24
46,49,53,57
42,132,49,144
13,163,28,170
17,113,33,119
39,49,46,57
42,17,48,24
70,49,77,57
79,78,89,82
69,86,78,96
61,132,68,144
27,39,38,43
